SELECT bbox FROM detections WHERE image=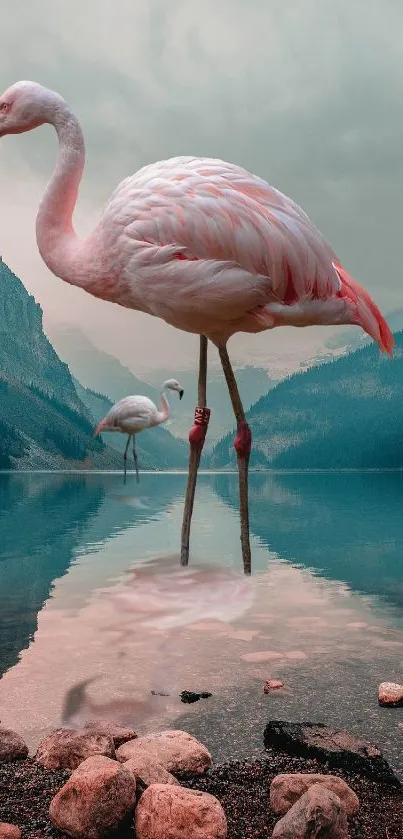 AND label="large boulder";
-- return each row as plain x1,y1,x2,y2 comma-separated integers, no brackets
36,728,115,770
135,783,227,839
49,755,136,839
272,784,348,839
83,720,137,748
270,773,359,816
117,730,212,775
378,682,403,708
0,825,21,839
0,729,28,763
264,720,400,785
